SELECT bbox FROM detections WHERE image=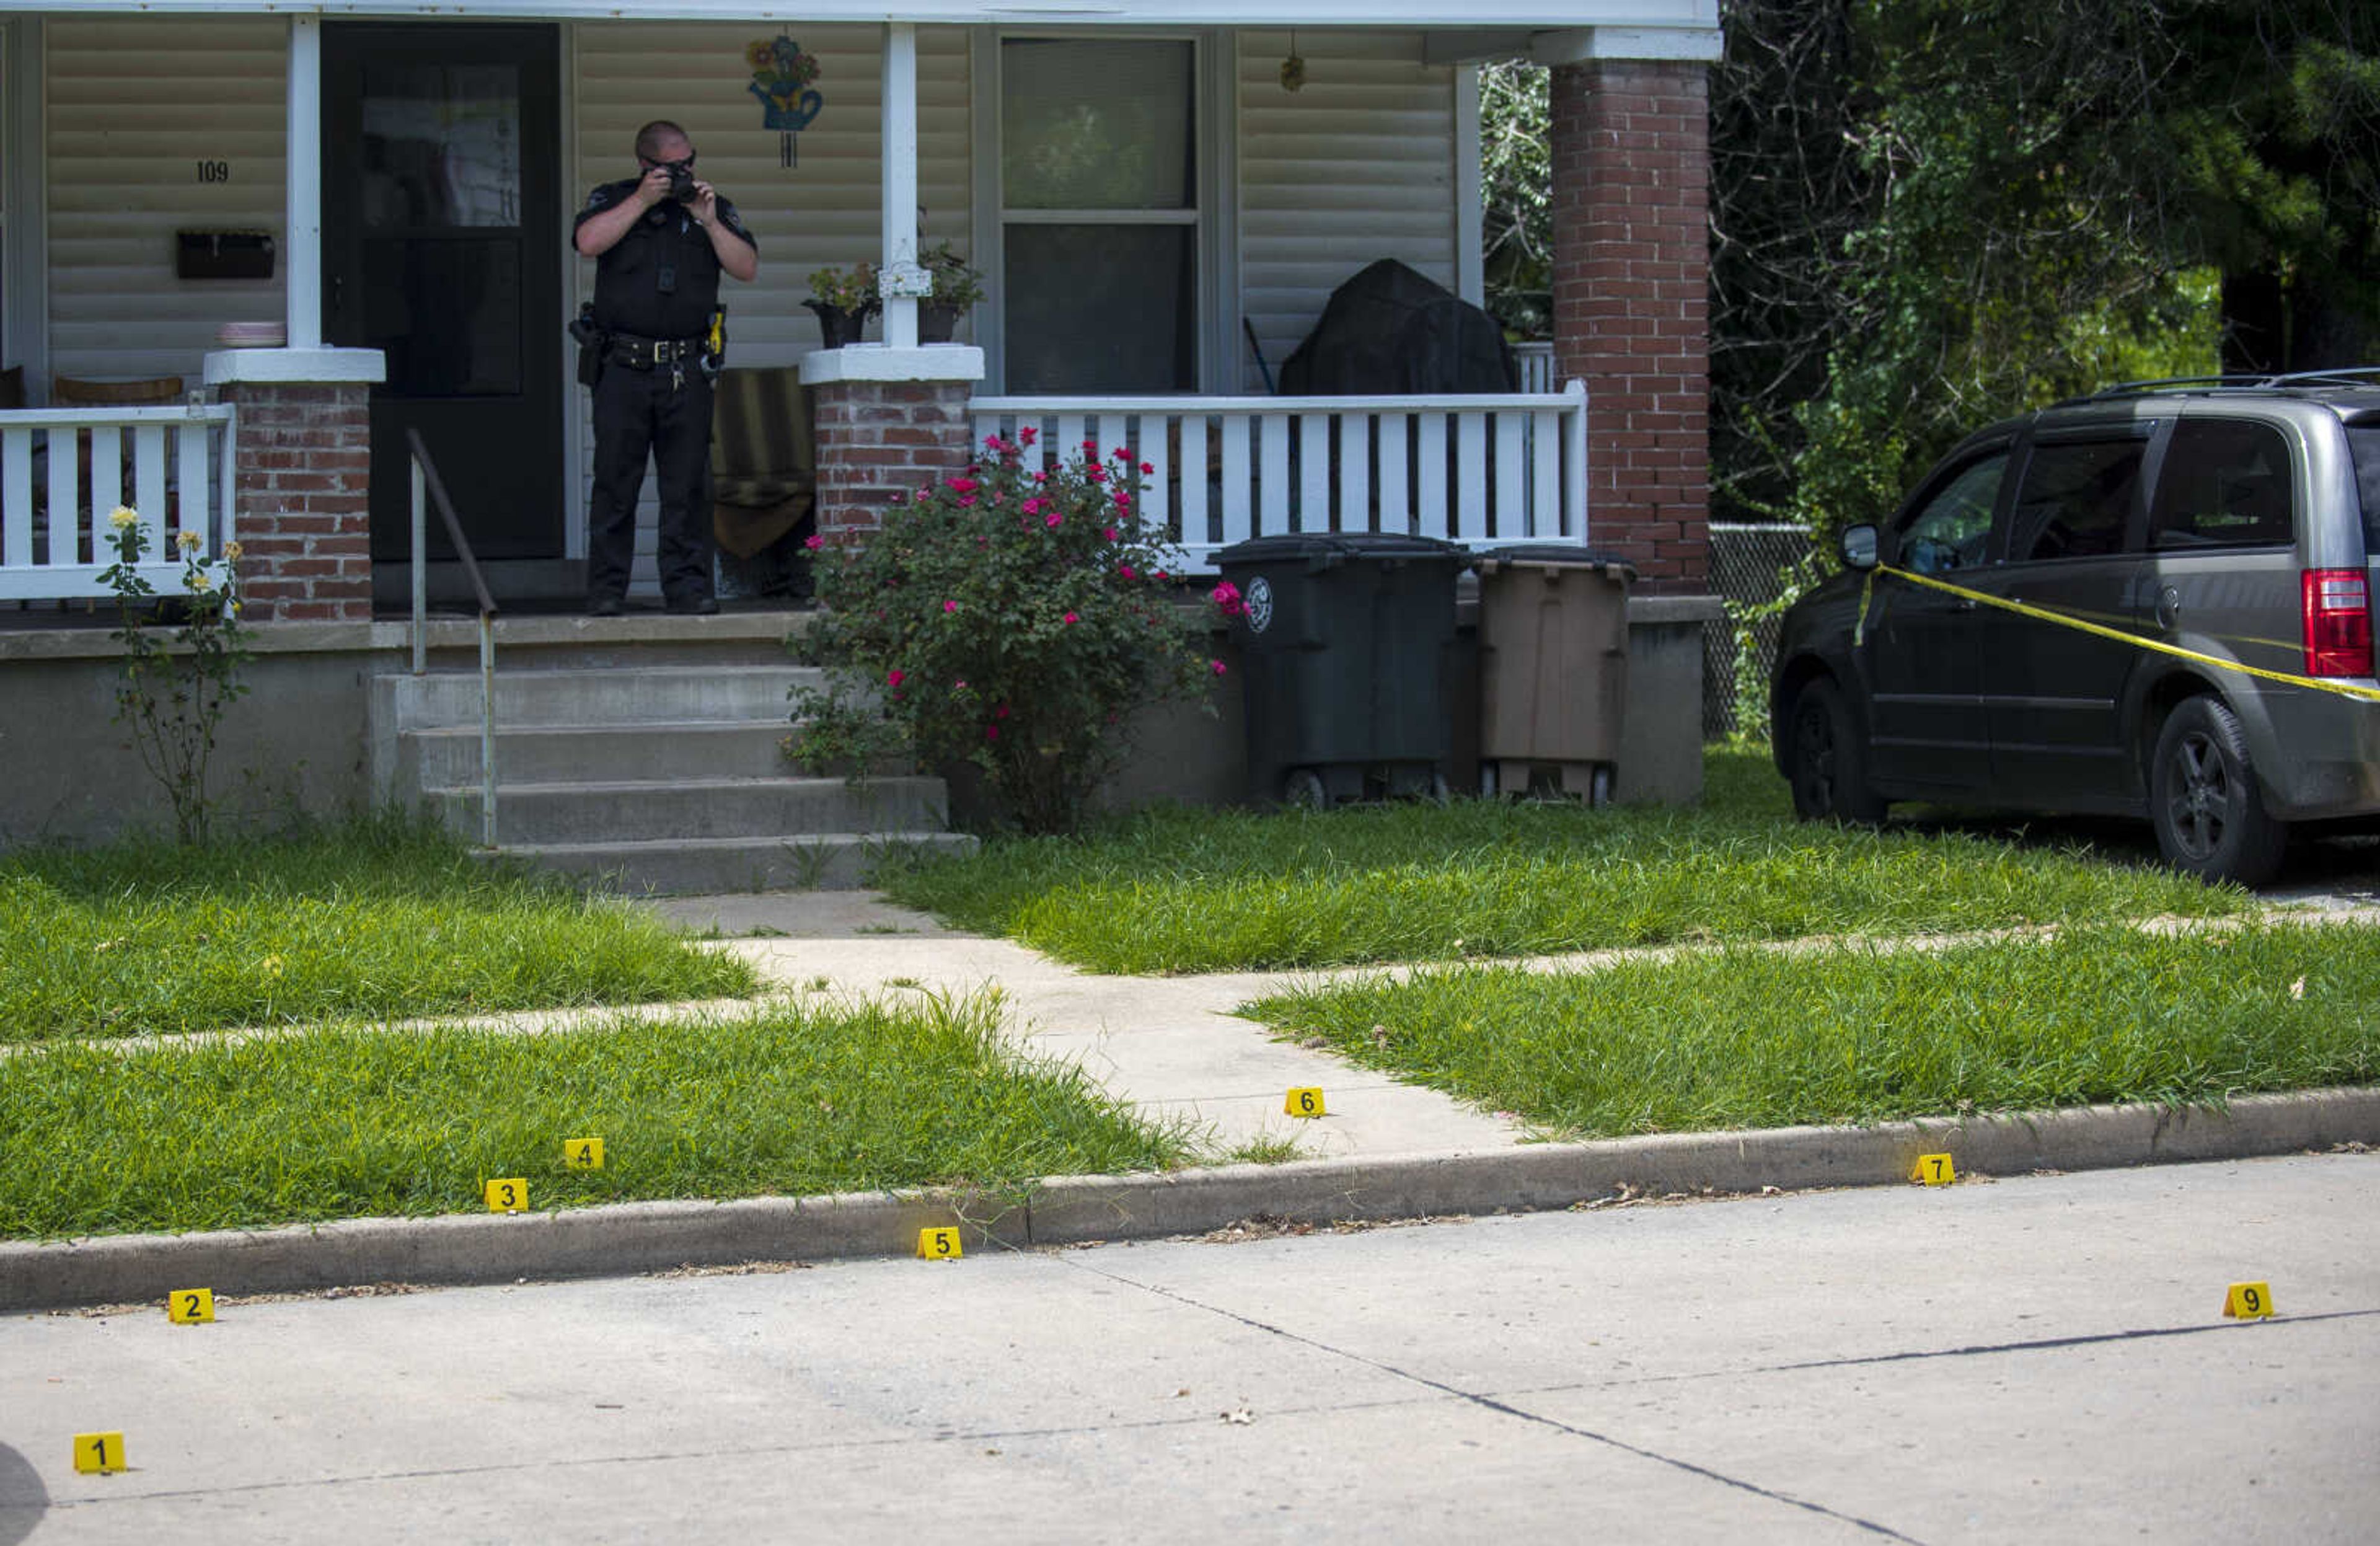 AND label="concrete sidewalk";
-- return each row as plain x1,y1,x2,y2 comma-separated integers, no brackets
646,890,1526,1162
